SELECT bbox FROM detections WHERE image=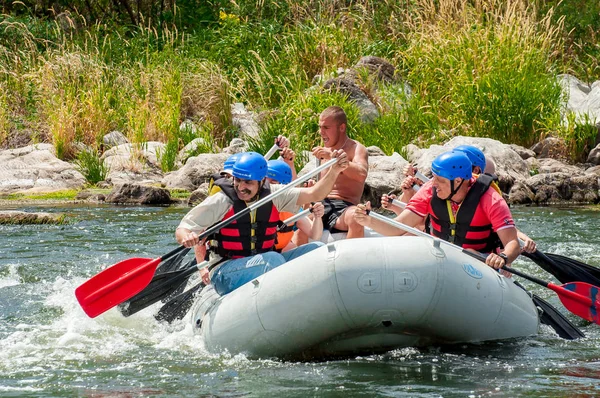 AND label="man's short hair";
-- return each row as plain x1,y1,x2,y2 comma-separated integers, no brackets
321,106,347,127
